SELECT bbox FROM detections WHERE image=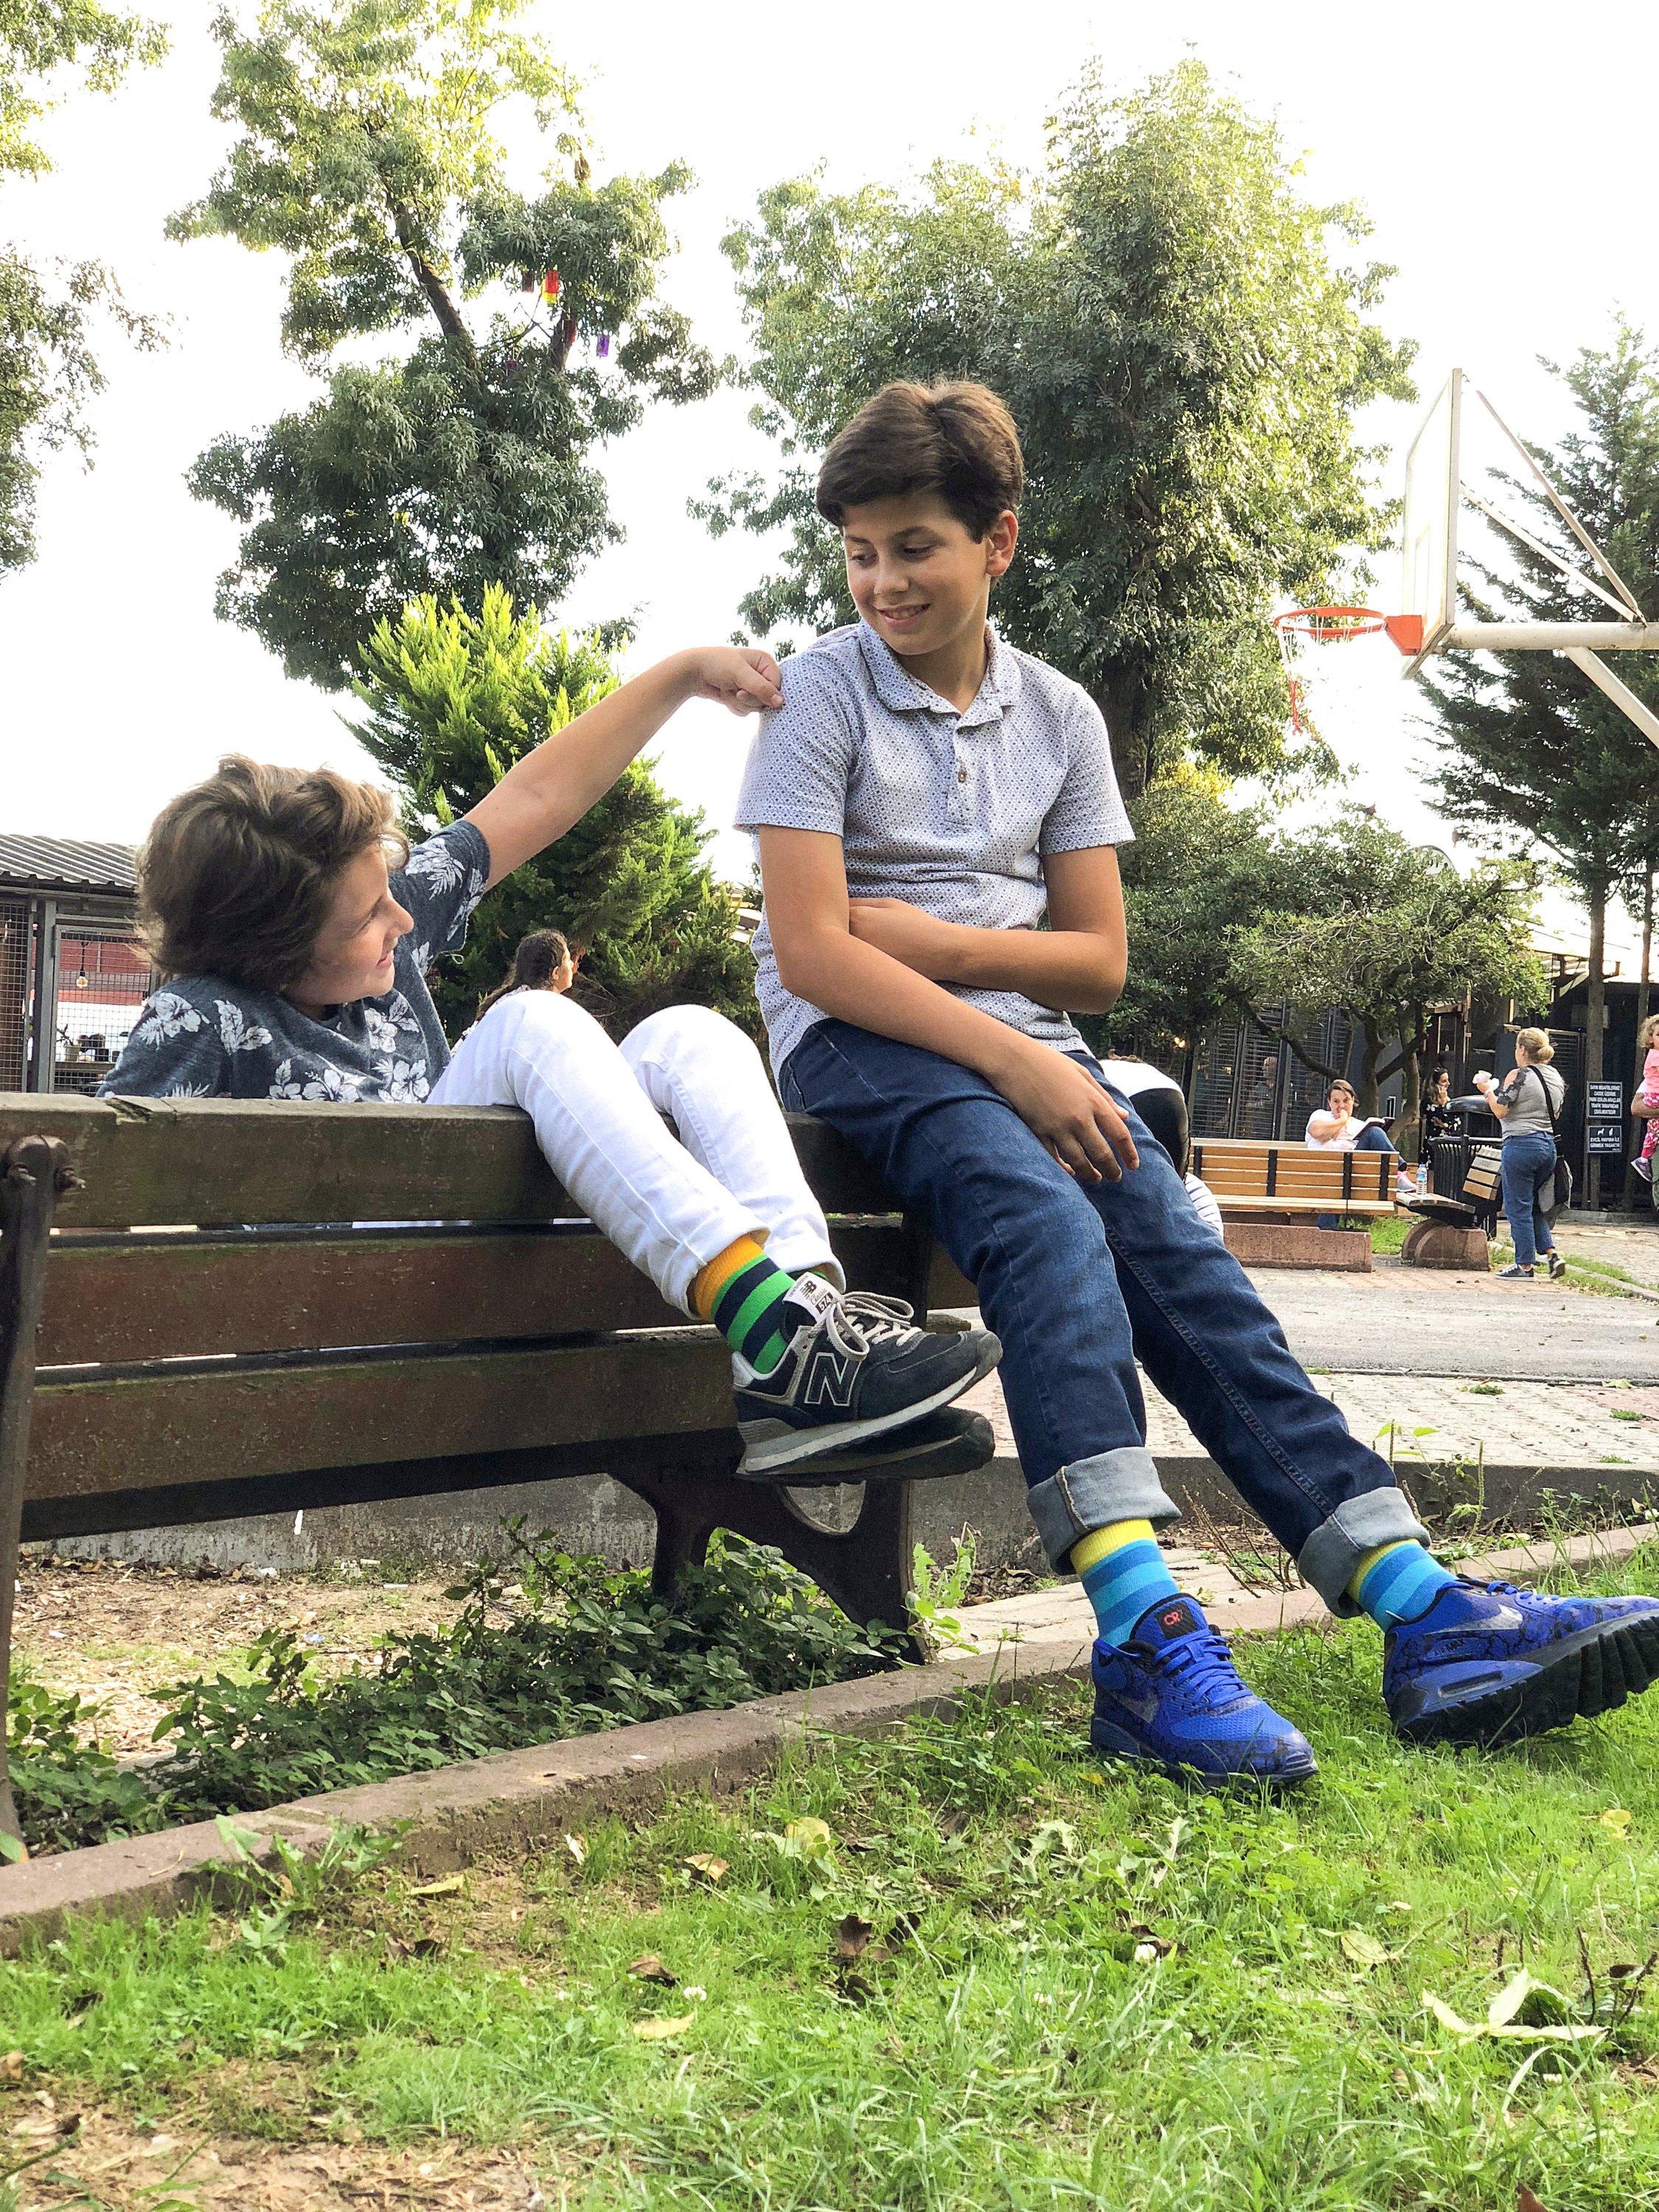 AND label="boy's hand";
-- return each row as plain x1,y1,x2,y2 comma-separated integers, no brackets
990,1038,1139,1185
847,897,959,977
681,647,785,715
